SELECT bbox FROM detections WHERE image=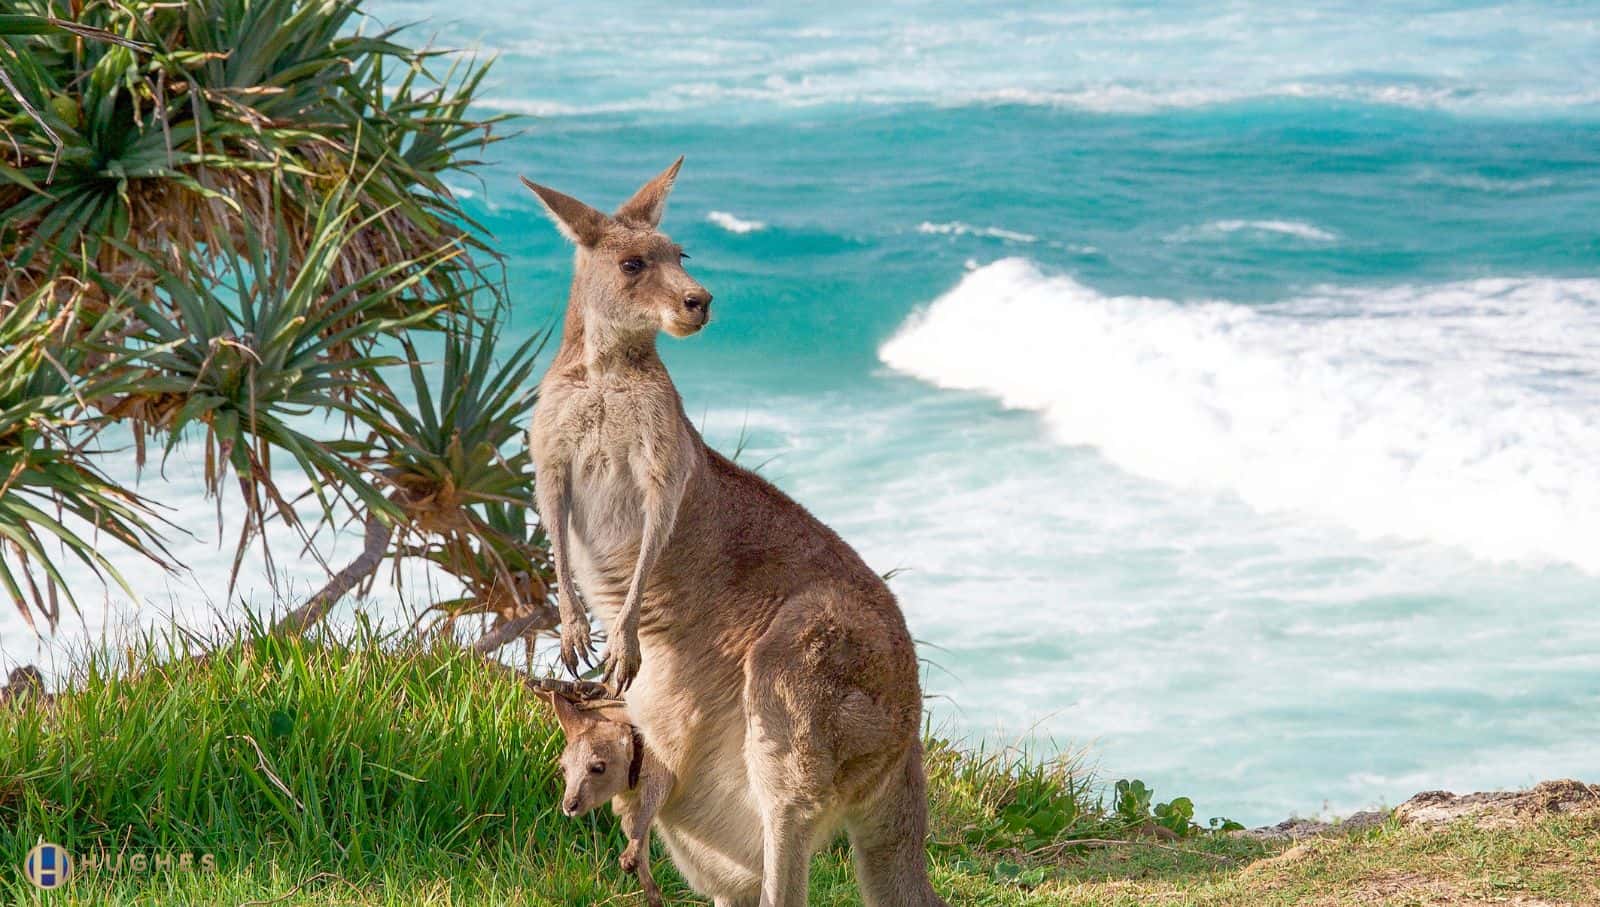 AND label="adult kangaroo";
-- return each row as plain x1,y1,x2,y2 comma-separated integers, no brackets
523,159,948,907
